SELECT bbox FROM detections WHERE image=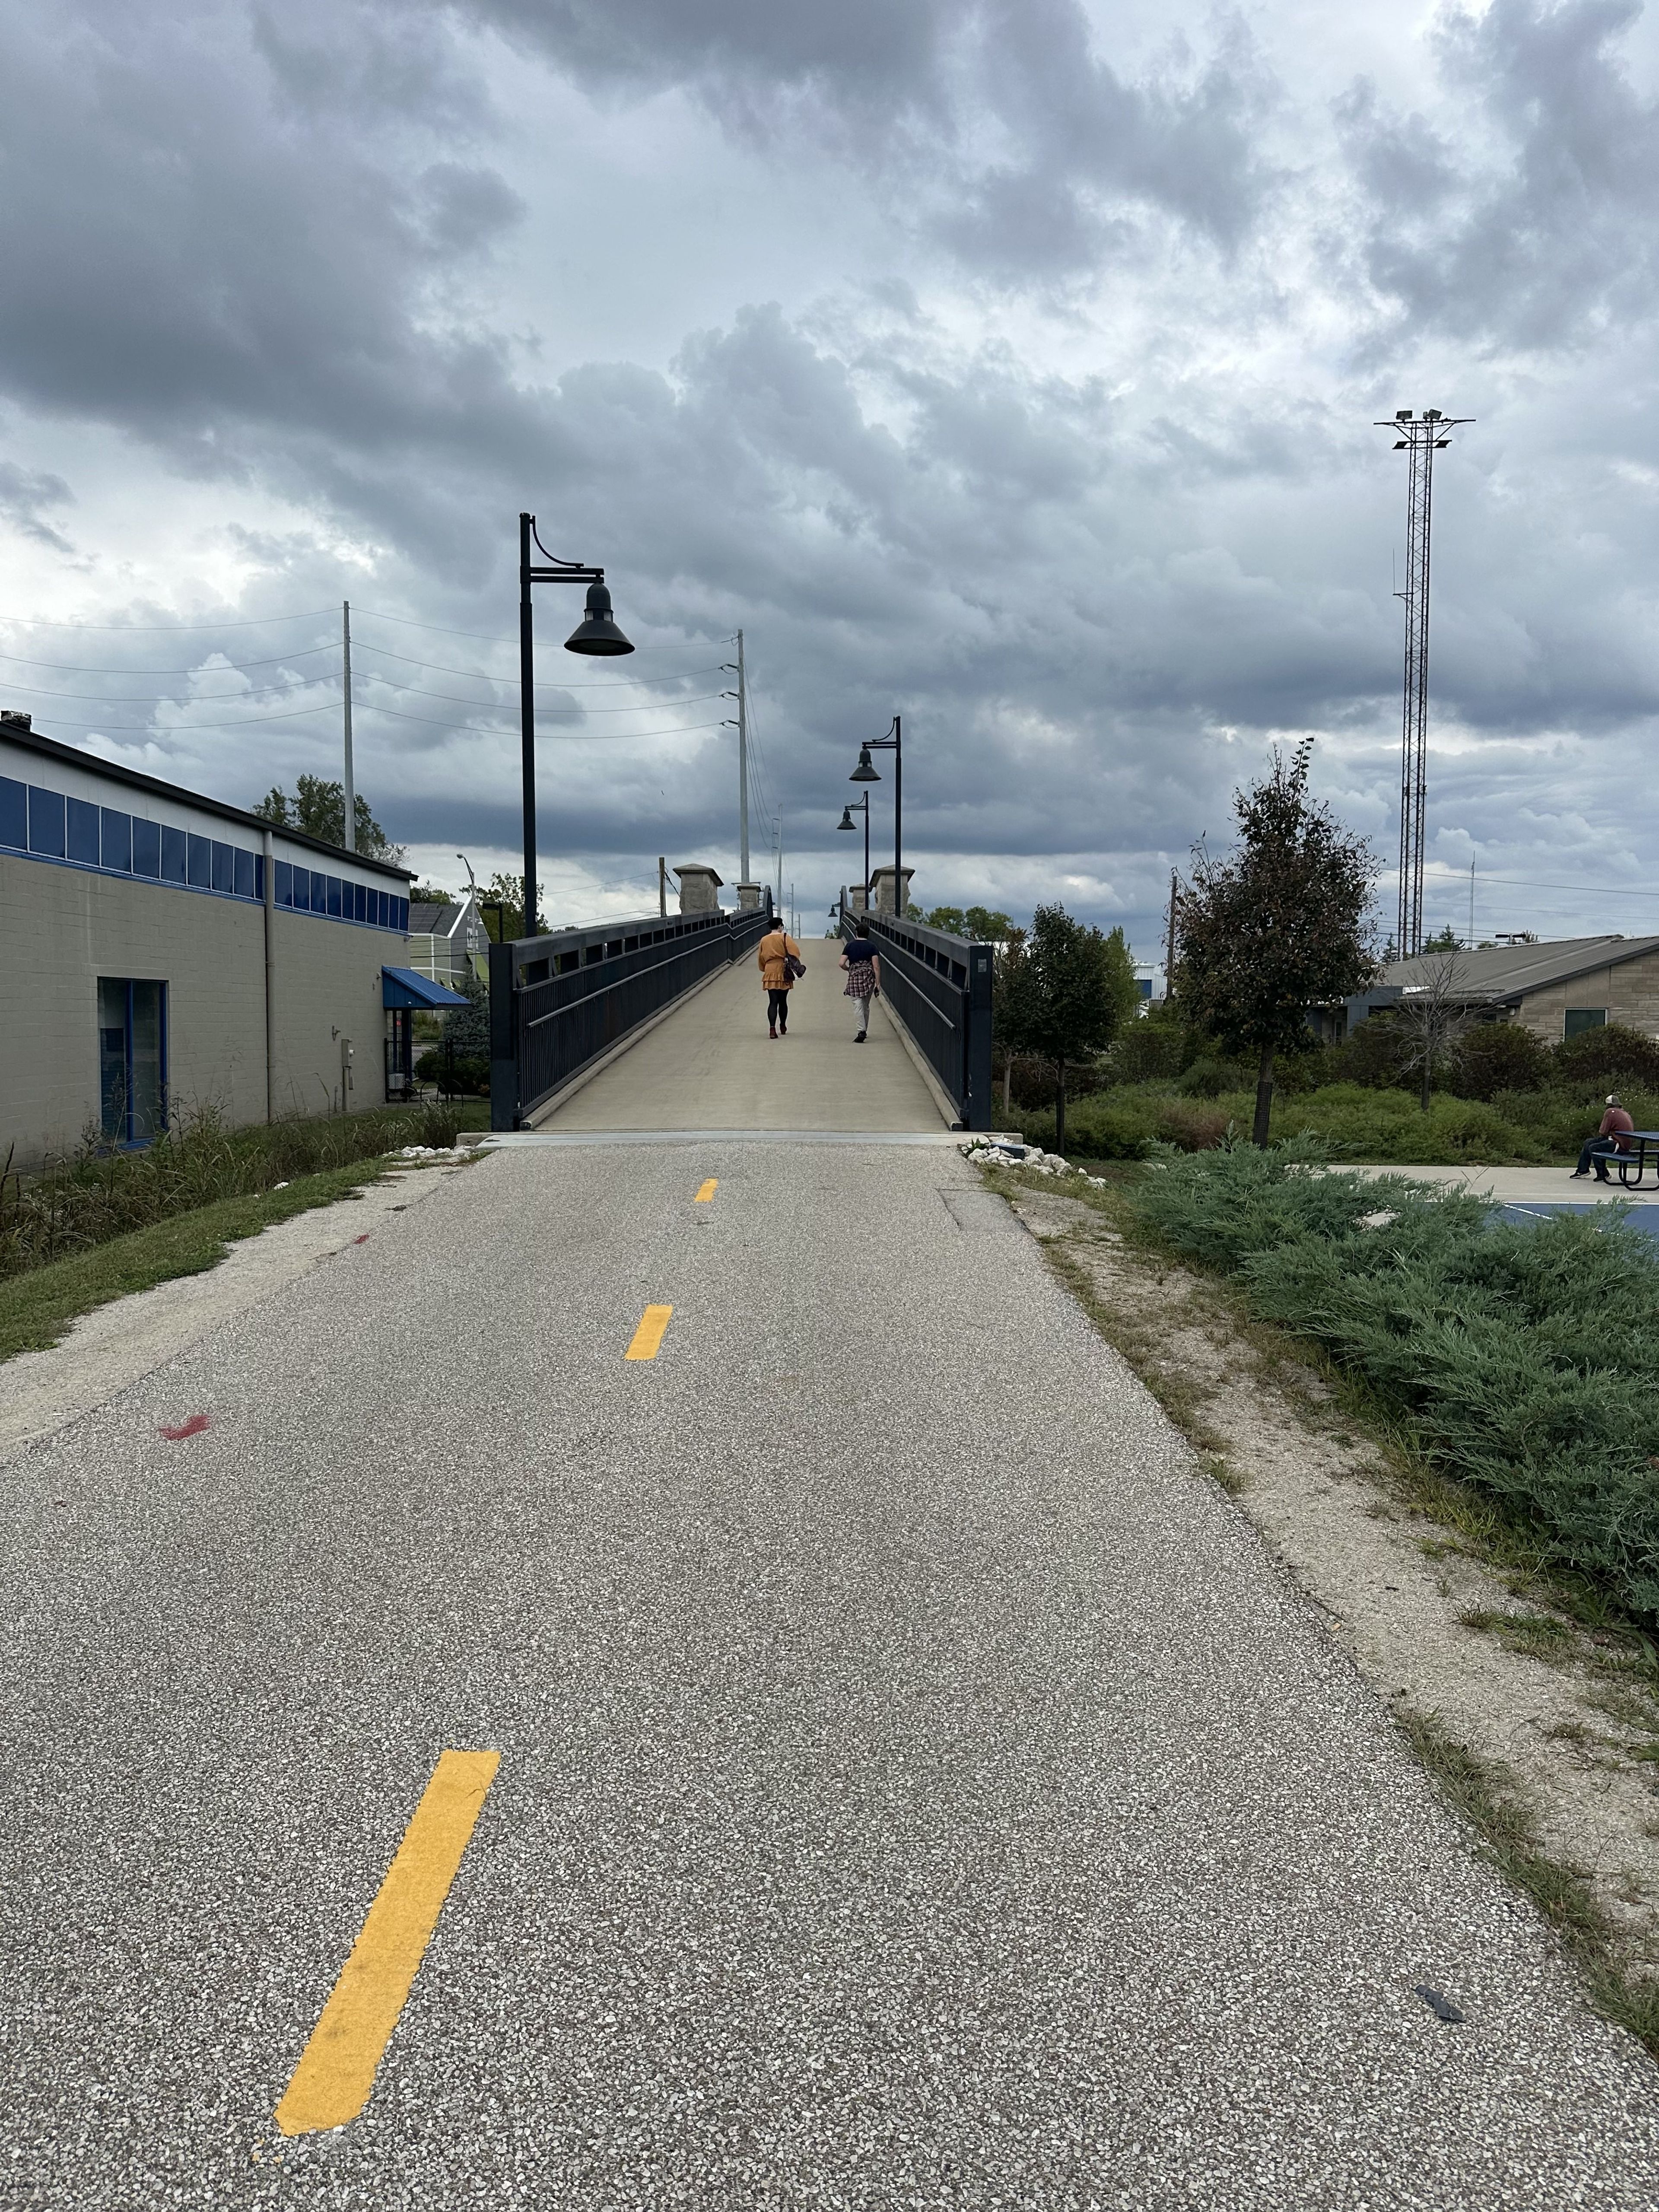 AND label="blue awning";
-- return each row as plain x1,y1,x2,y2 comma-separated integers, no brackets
382,966,470,1010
